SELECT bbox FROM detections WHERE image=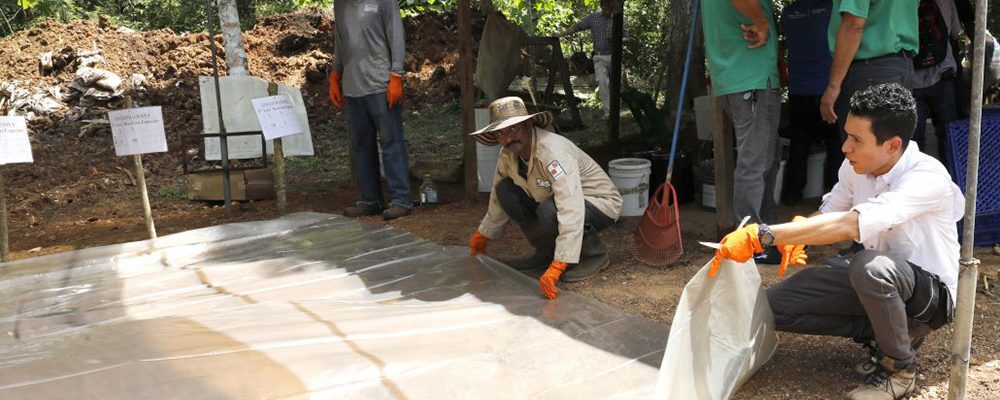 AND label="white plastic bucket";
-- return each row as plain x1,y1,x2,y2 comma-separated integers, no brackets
477,142,502,192
474,107,502,192
702,183,716,209
803,151,826,198
609,158,652,217
694,95,713,141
